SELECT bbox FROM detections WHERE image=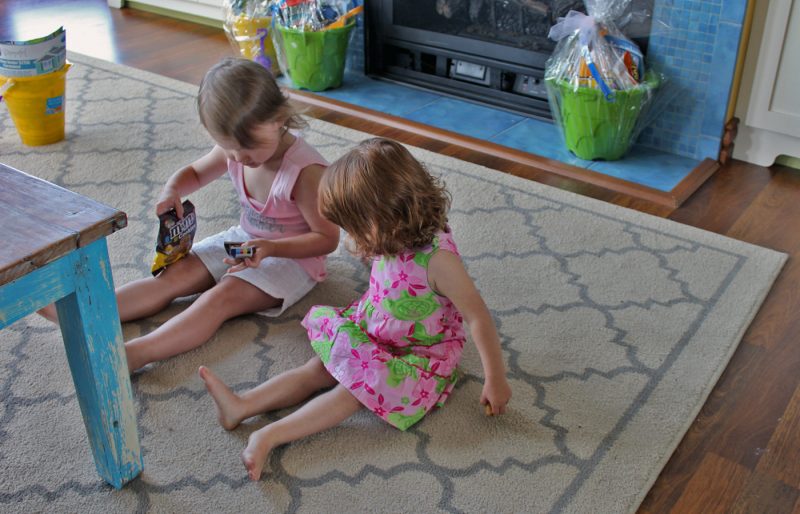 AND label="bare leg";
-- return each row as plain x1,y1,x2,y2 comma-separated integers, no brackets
199,357,337,430
125,276,280,372
114,254,216,321
38,254,215,323
241,384,362,481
